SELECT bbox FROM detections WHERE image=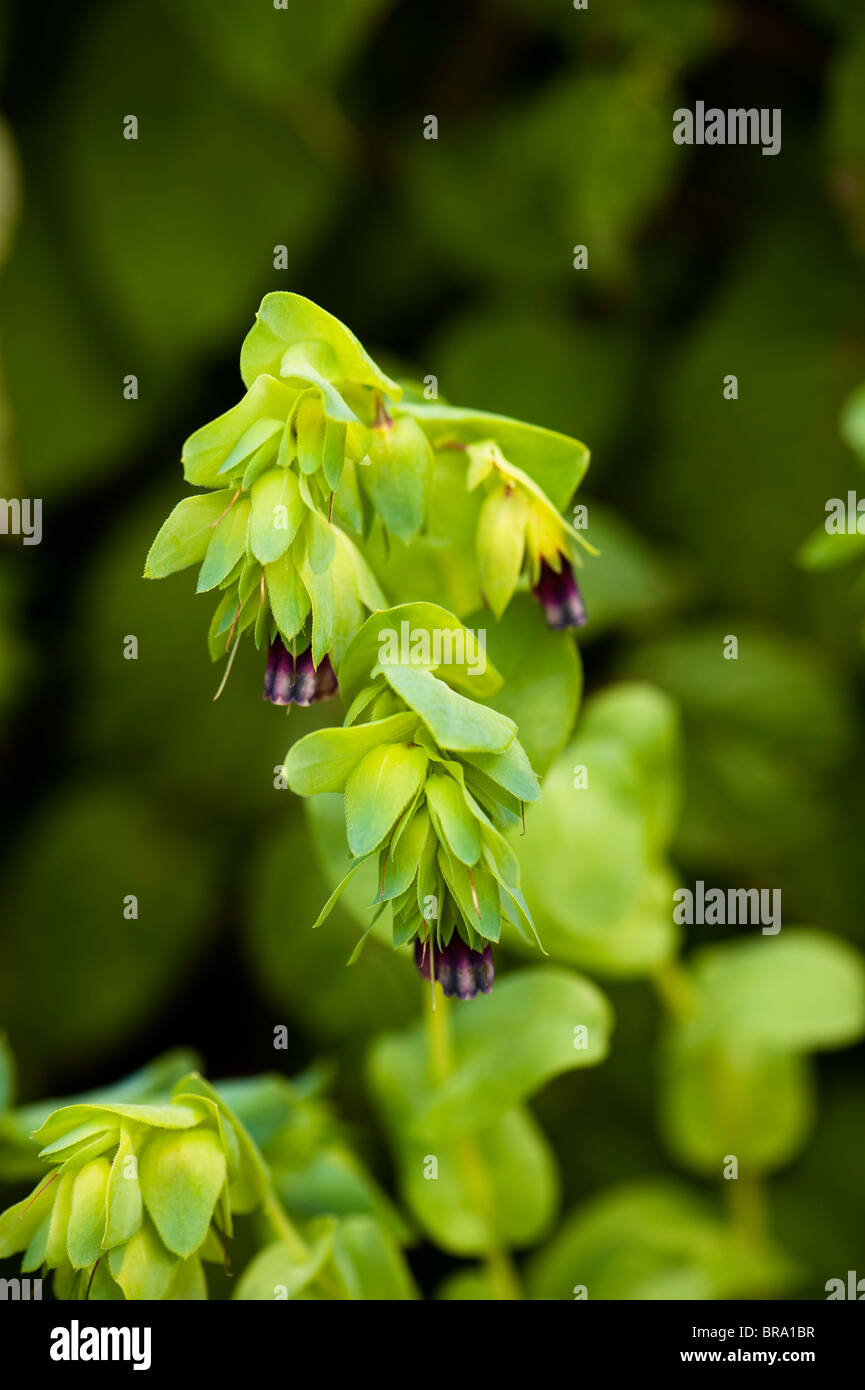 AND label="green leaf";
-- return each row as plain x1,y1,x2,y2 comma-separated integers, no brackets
286,712,418,796
196,498,251,593
381,664,516,754
405,402,589,512
527,1180,796,1301
66,1157,111,1269
361,416,433,541
331,1216,418,1300
265,551,311,642
183,376,296,488
105,1127,143,1248
425,775,482,866
233,1226,336,1300
661,1036,813,1177
345,743,429,857
0,1176,58,1258
240,292,400,398
144,491,236,579
689,929,865,1053
249,468,304,563
474,596,581,778
476,485,528,617
463,738,540,805
338,602,503,709
109,1216,180,1300
138,1127,227,1257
